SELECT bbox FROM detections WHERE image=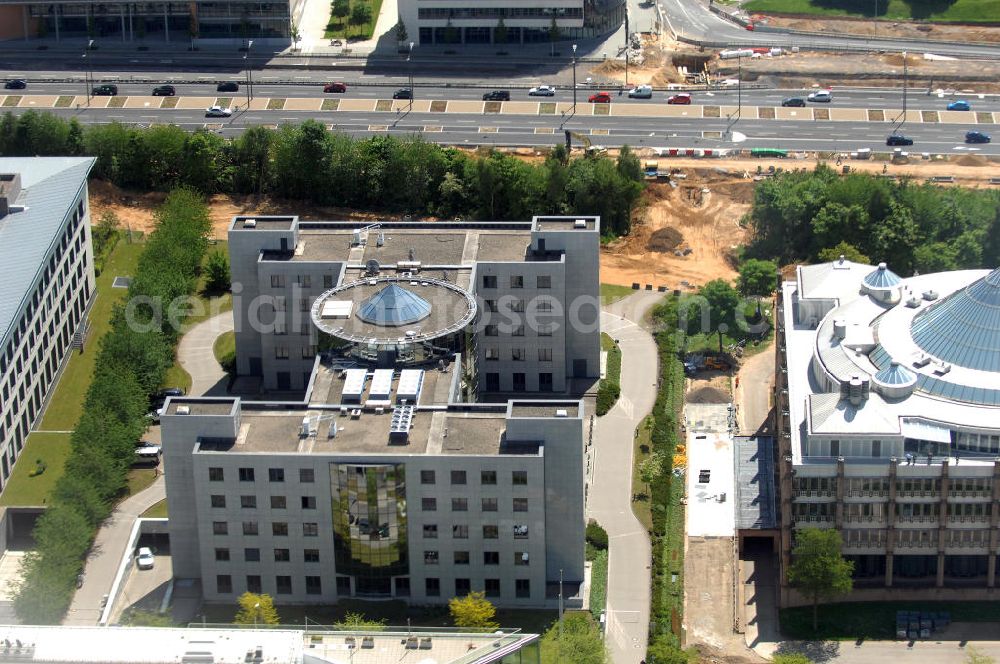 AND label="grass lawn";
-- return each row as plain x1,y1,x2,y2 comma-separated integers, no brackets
0,432,72,506
324,0,384,39
38,240,144,431
600,283,635,306
683,302,773,357
743,0,1000,22
602,333,622,384
589,549,608,619
656,476,686,633
780,601,1000,640
213,330,236,372
126,467,158,497
141,499,168,518
630,416,655,532
201,600,558,634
